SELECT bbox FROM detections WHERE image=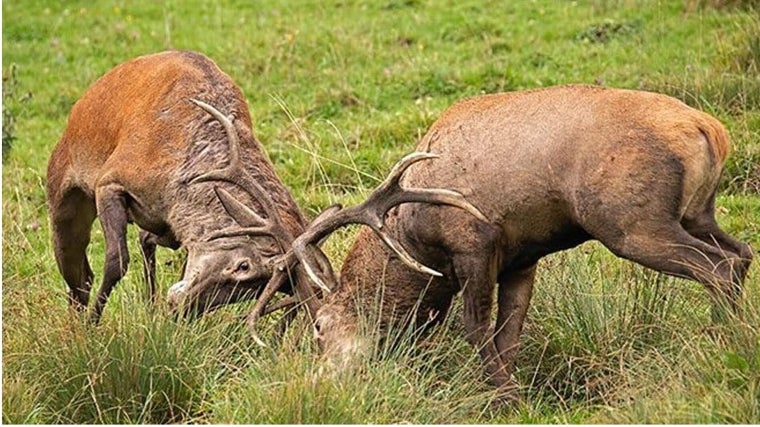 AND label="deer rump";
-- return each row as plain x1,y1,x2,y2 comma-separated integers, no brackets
315,84,752,401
